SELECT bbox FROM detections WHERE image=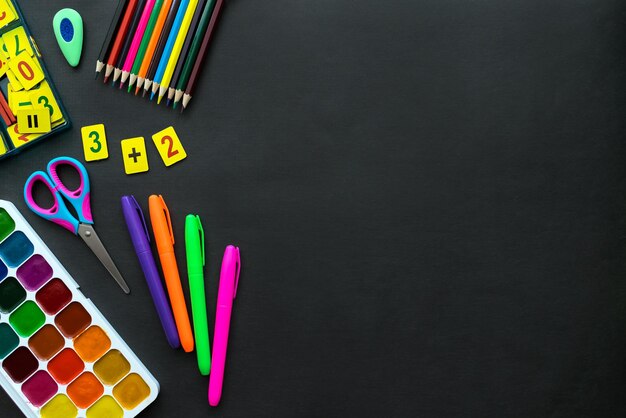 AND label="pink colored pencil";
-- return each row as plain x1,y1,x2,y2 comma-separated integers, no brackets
120,0,157,87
